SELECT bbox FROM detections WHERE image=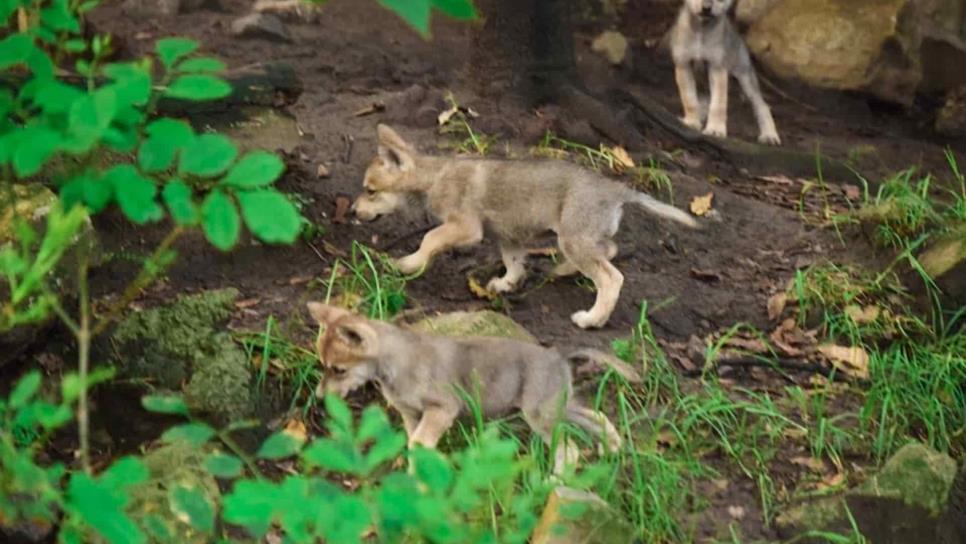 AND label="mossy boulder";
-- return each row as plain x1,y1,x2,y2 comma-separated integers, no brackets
917,224,966,307
110,288,252,421
746,0,921,105
412,310,537,343
777,443,958,543
126,442,220,543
